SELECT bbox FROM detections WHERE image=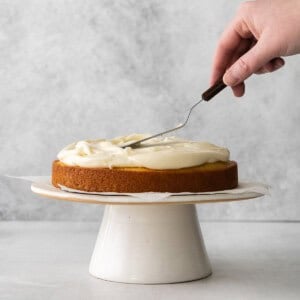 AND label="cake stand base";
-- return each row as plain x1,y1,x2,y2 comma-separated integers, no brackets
31,180,265,284
89,204,212,284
